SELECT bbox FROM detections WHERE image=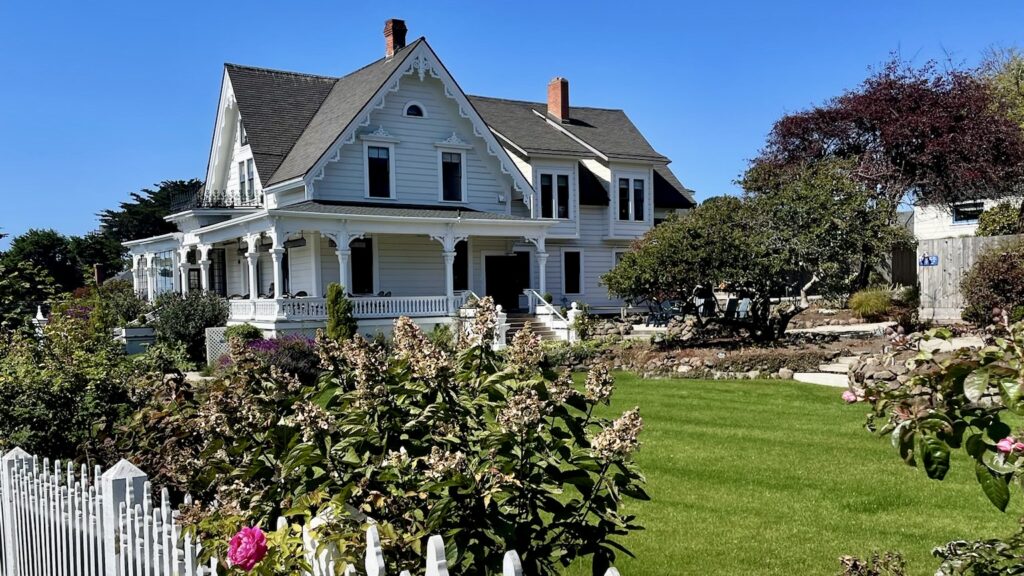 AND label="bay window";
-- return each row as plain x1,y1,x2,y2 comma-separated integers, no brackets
617,175,646,222
538,171,571,219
